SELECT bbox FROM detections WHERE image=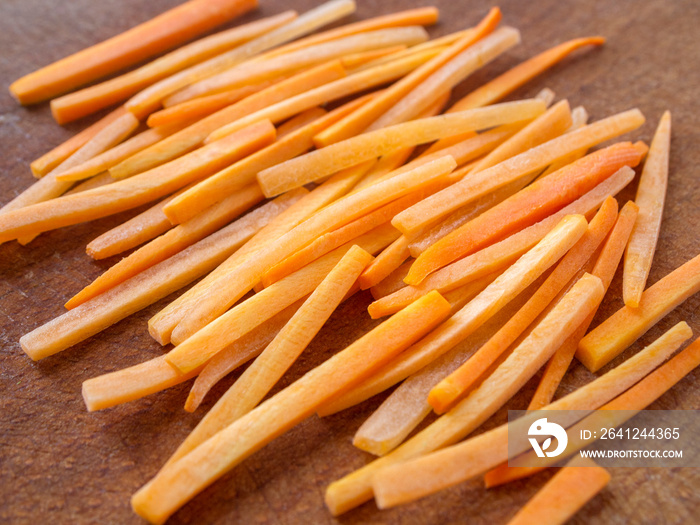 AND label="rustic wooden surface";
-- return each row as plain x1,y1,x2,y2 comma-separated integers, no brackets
1,0,699,523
